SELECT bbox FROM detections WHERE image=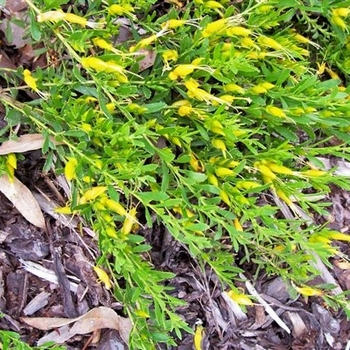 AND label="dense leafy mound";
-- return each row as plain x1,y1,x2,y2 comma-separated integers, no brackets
1,0,350,348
